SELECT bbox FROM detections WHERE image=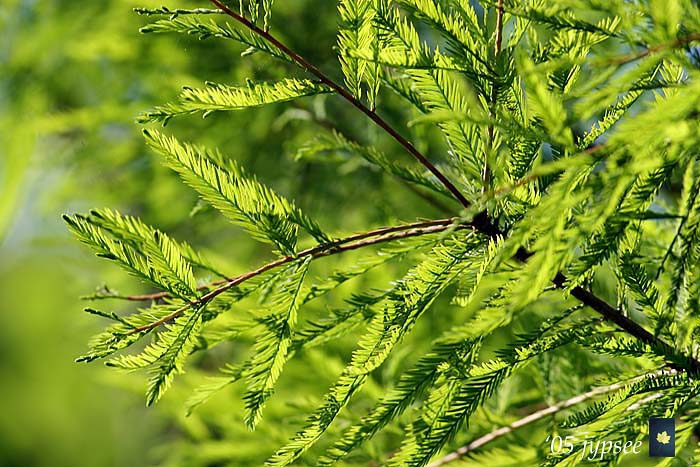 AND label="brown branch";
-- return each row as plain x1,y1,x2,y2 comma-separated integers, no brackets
134,4,700,376
127,219,470,334
134,7,222,16
126,217,459,302
208,0,471,210
483,0,505,193
607,32,700,66
513,247,700,374
426,369,674,467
